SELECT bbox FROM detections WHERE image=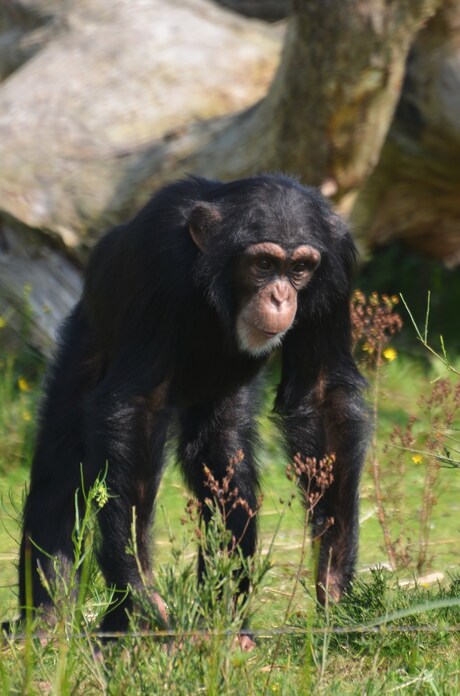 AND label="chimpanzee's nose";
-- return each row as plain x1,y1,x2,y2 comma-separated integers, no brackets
270,280,290,309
